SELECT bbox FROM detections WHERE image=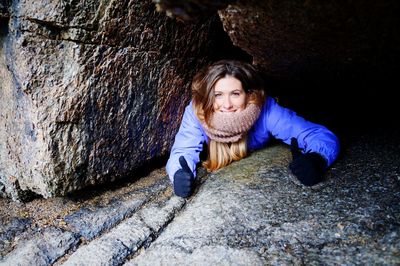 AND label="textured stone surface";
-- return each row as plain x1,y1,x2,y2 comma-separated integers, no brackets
63,197,185,265
153,0,235,20
0,130,399,265
154,0,400,79
0,227,78,266
128,135,400,265
0,217,31,257
0,0,220,200
219,0,400,79
0,0,9,19
64,177,169,240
